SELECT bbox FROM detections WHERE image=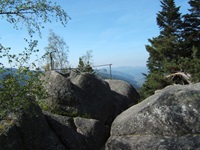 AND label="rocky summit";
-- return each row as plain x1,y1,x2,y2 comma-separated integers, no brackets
1,71,200,149
0,71,139,150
